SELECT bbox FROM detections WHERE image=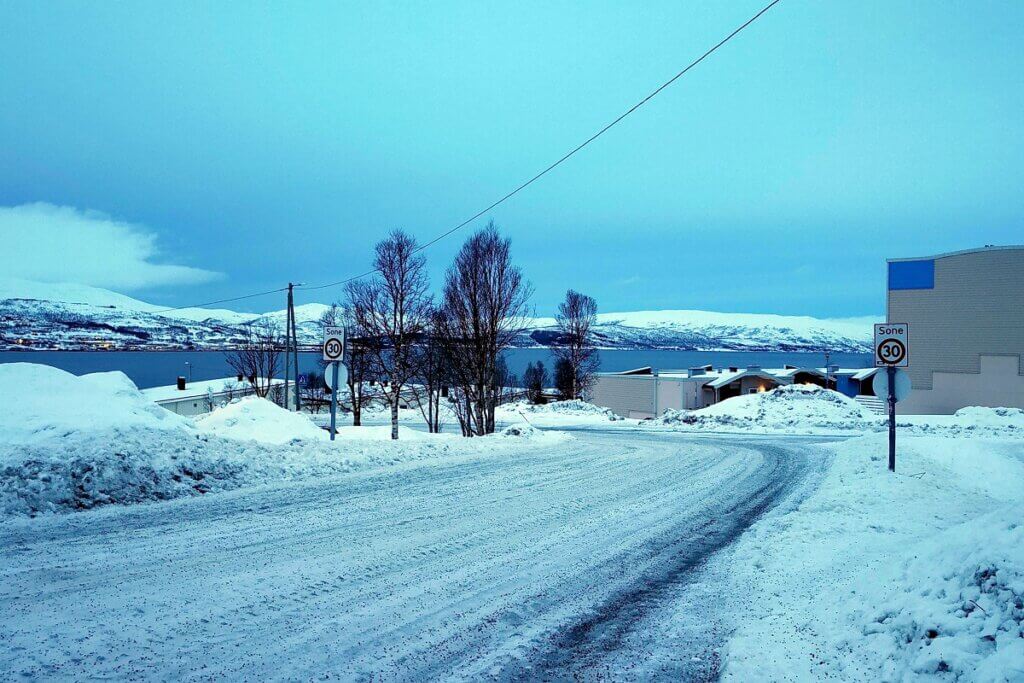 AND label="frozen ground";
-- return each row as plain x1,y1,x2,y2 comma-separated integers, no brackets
0,429,824,680
2,363,1022,680
721,433,1024,681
